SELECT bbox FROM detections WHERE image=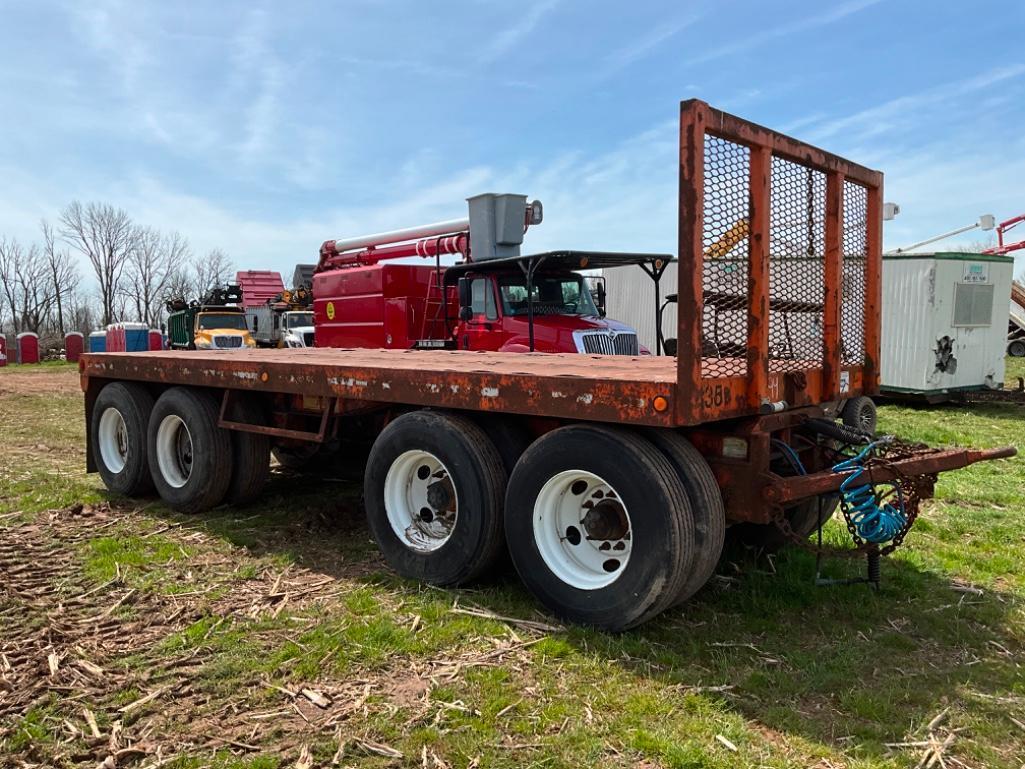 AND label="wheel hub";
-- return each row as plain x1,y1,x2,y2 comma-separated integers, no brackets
383,450,459,553
155,414,194,489
426,478,454,511
98,407,130,474
532,470,633,590
582,499,628,541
